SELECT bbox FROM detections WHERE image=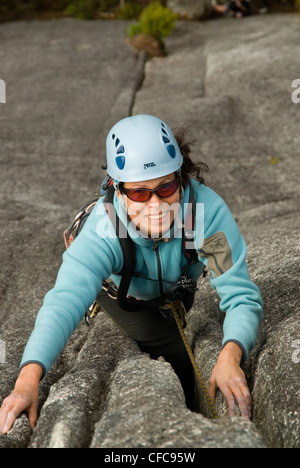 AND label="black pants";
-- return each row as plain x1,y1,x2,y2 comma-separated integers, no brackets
97,292,195,409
